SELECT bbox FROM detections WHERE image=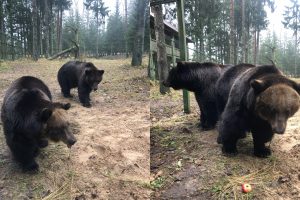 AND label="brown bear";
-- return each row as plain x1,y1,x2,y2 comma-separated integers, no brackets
1,76,77,172
163,61,231,130
218,65,300,157
57,61,104,107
